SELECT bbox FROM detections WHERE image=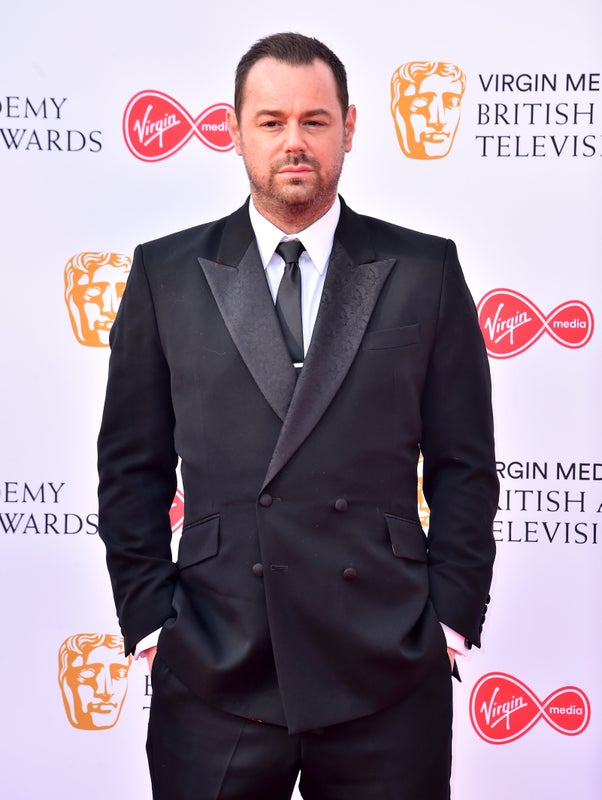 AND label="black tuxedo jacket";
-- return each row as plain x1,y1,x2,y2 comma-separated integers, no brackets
98,198,498,733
